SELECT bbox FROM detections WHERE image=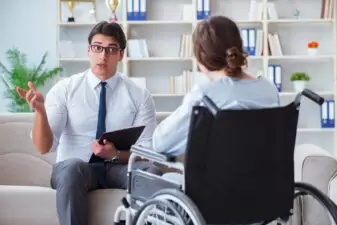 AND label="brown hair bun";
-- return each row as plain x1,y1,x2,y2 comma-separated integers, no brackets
225,47,248,77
